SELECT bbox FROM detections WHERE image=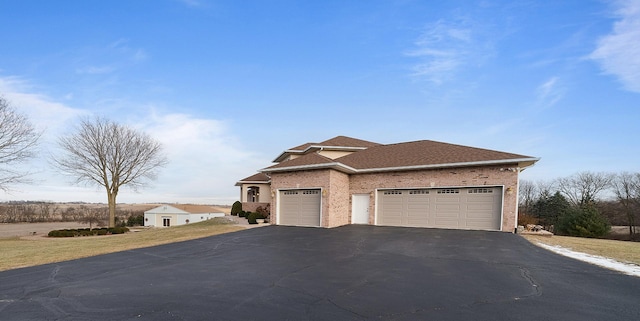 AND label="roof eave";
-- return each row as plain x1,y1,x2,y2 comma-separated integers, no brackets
260,162,358,174
235,180,272,186
262,157,540,175
354,157,541,173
